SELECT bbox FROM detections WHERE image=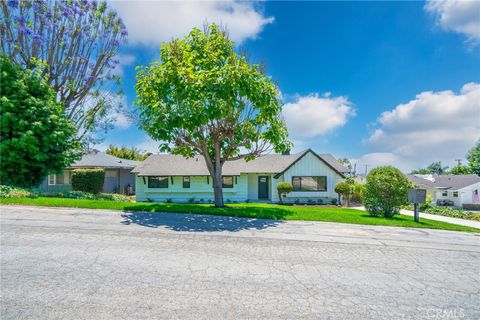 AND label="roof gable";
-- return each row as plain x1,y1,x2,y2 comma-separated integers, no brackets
273,149,346,178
